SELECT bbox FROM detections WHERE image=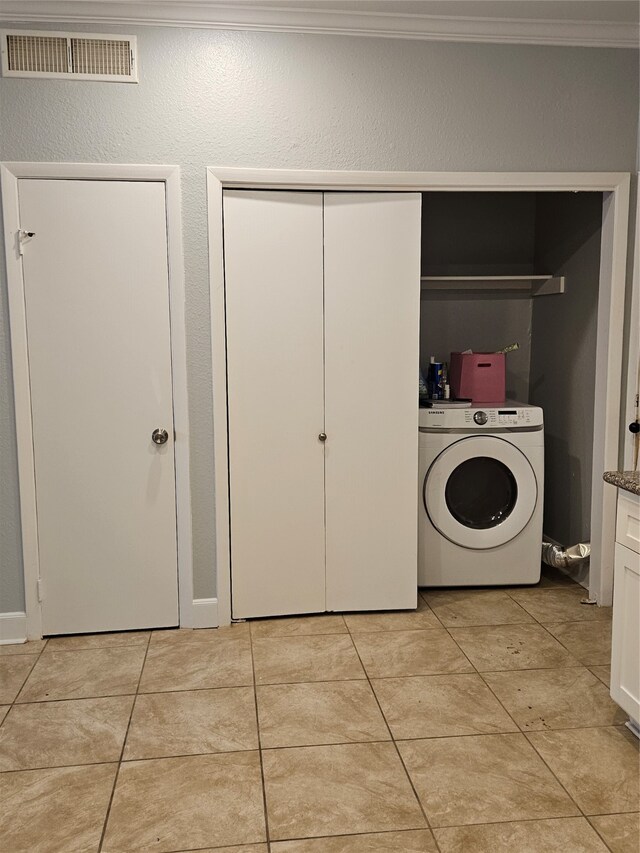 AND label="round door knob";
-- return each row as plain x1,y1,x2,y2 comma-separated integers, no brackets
629,421,640,434
152,428,169,445
318,433,327,442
